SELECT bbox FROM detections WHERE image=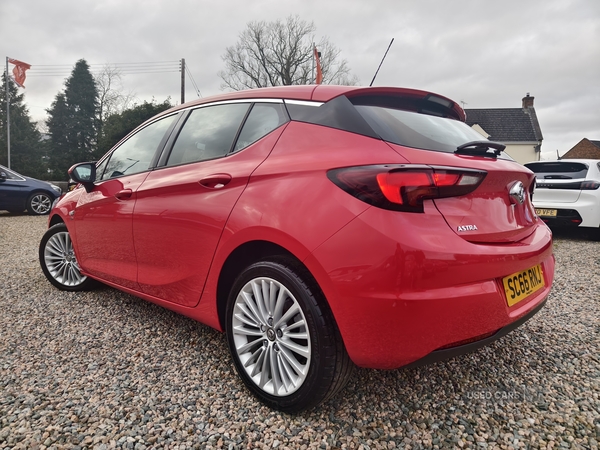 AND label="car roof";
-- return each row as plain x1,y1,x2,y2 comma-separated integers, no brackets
159,85,466,121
